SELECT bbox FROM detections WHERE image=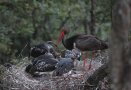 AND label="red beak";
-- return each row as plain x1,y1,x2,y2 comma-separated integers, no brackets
56,31,65,45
